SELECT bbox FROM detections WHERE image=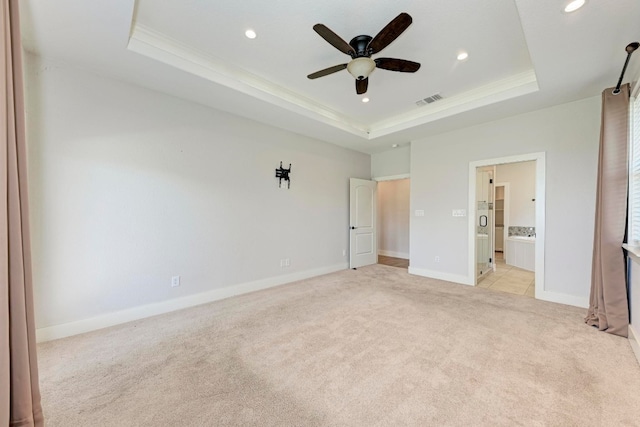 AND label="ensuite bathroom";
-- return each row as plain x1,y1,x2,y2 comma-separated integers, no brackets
476,160,536,297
